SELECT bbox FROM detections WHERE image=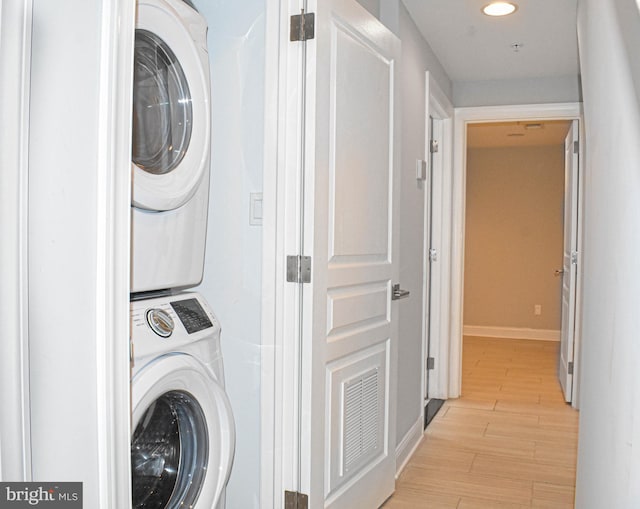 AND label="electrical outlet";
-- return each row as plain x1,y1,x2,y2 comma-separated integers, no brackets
534,304,542,316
